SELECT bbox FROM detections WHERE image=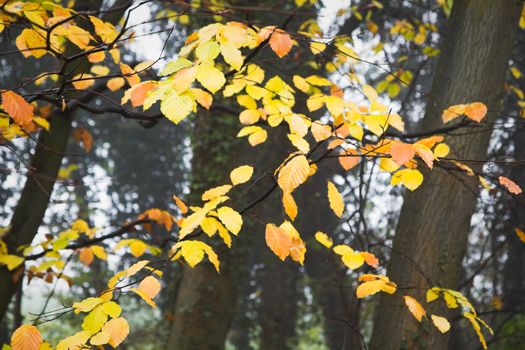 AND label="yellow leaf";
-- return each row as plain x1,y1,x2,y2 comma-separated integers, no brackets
0,254,24,270
130,288,157,308
101,317,129,348
282,192,298,221
433,143,450,158
196,64,225,93
176,241,220,271
72,73,95,90
202,185,232,201
363,84,378,101
311,122,332,142
90,331,109,346
277,155,310,193
220,42,244,70
82,305,108,334
56,331,91,350
315,231,333,248
73,297,104,313
230,165,254,185
404,296,426,322
195,40,220,62
11,325,42,350
265,223,292,261
15,29,47,58
391,169,424,191
160,90,196,124
341,252,365,270
356,279,384,298
101,302,121,318
431,315,451,333
90,65,110,76
426,288,440,302
327,181,344,217
217,206,243,235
